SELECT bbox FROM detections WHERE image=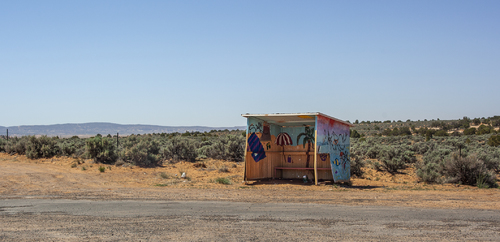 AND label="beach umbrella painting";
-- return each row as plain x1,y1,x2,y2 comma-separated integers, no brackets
275,132,293,146
275,132,293,163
